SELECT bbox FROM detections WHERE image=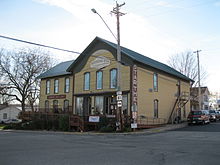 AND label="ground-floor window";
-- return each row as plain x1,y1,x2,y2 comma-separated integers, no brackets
76,97,83,116
53,100,59,113
95,96,104,115
3,113,7,119
154,99,158,118
183,105,186,118
45,100,49,112
63,100,69,112
122,95,128,115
